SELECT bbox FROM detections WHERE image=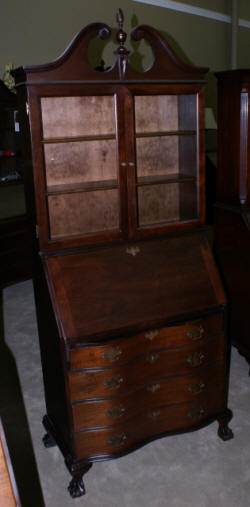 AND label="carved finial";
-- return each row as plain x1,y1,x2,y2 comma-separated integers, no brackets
116,8,127,50
115,8,129,78
117,8,124,28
